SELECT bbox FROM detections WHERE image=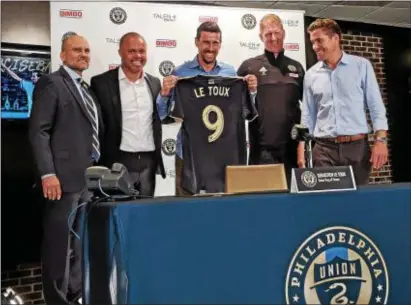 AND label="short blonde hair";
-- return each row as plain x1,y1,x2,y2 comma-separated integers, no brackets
259,14,284,32
307,18,342,40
